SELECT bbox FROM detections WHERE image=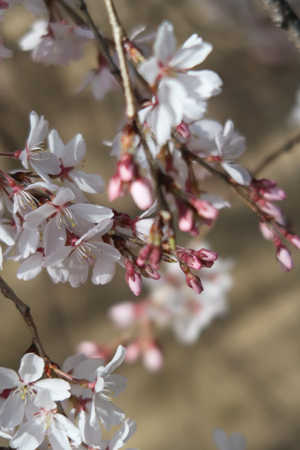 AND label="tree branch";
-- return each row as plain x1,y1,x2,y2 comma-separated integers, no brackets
75,0,123,86
0,276,48,359
253,131,300,175
258,0,300,52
